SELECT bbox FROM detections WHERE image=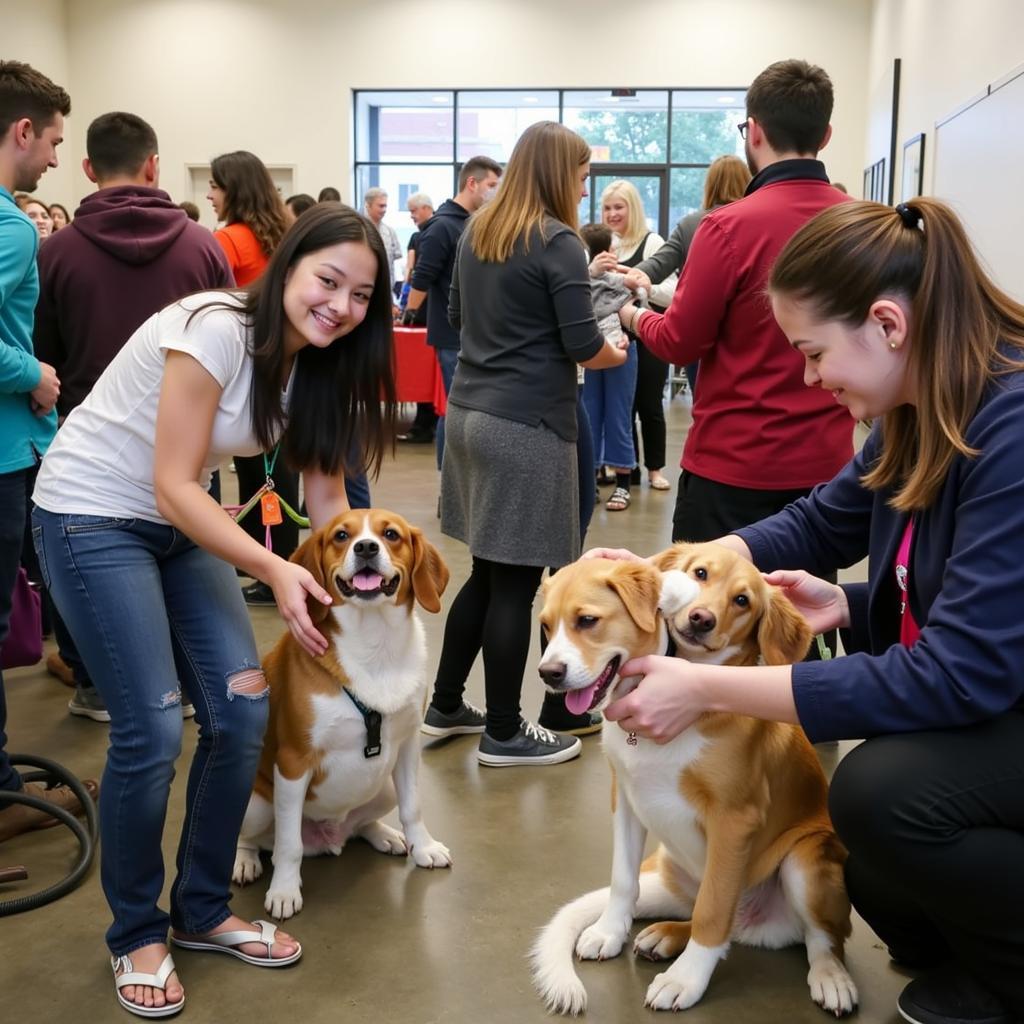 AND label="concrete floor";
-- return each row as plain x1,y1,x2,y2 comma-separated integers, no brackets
1,396,907,1023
